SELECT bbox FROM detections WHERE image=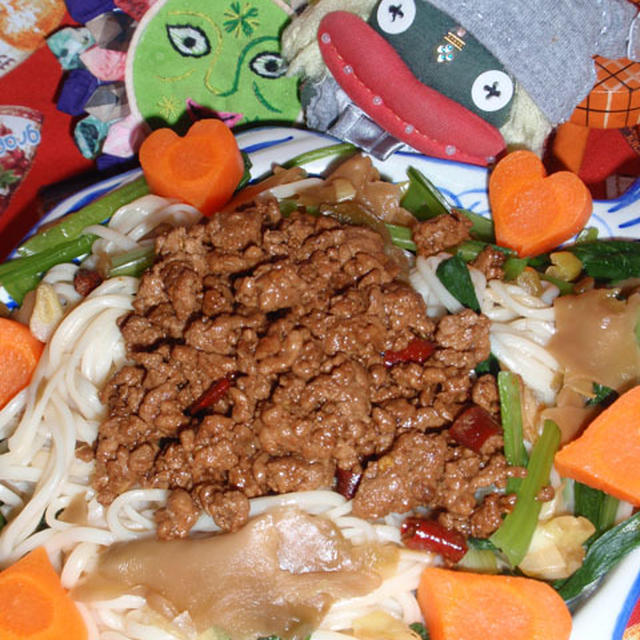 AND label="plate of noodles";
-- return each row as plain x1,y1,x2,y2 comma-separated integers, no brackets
2,126,640,640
